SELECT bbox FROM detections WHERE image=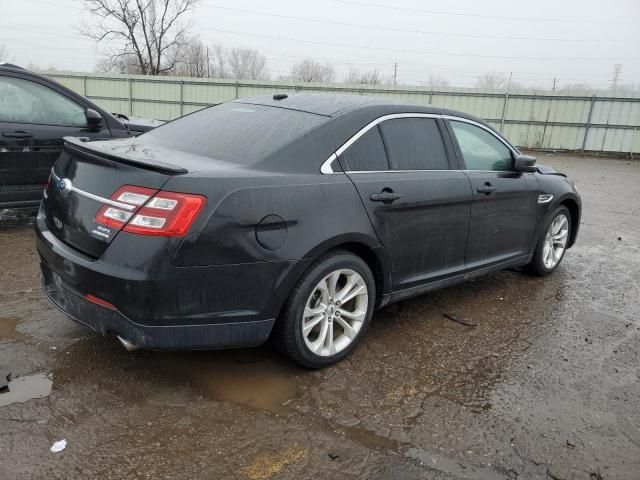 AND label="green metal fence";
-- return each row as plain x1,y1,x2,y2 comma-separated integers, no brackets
46,71,640,154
